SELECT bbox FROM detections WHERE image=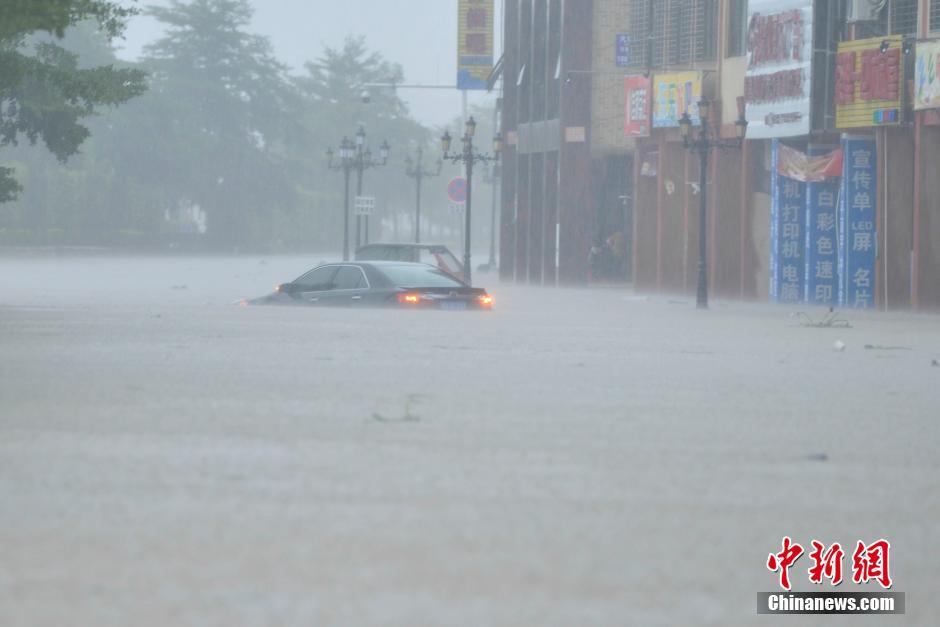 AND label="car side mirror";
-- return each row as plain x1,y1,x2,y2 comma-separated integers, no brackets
276,282,297,295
